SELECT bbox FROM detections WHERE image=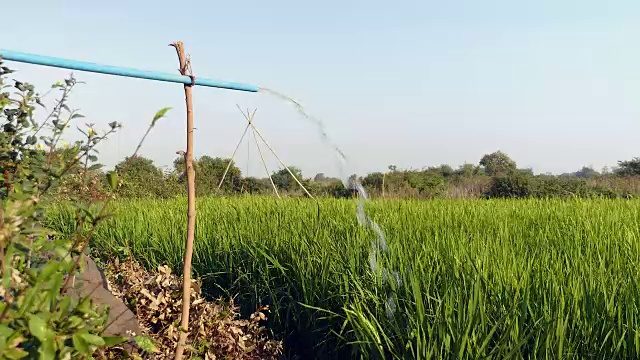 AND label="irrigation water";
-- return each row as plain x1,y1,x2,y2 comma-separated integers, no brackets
260,88,401,318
